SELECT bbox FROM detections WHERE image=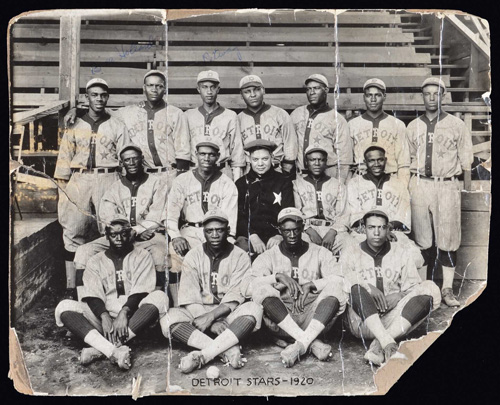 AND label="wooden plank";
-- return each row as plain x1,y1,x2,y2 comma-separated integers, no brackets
168,46,431,64
13,65,439,90
12,100,69,125
461,211,490,246
461,191,491,212
17,9,164,22
13,42,165,63
446,14,490,58
172,11,400,25
167,26,414,43
472,141,491,153
455,246,488,280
